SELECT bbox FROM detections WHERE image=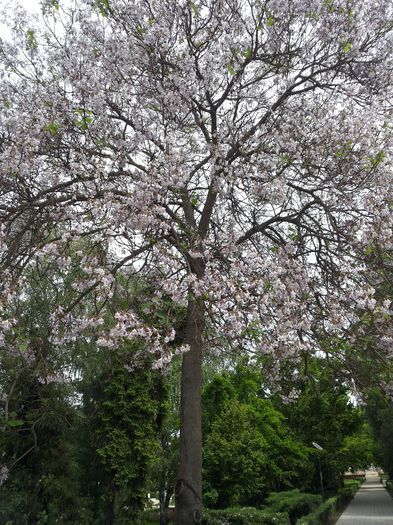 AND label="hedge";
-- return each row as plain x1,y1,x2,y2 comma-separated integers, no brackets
343,479,363,489
337,479,362,502
202,507,290,525
297,481,361,525
296,497,337,525
264,490,322,525
145,482,363,525
385,480,393,490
